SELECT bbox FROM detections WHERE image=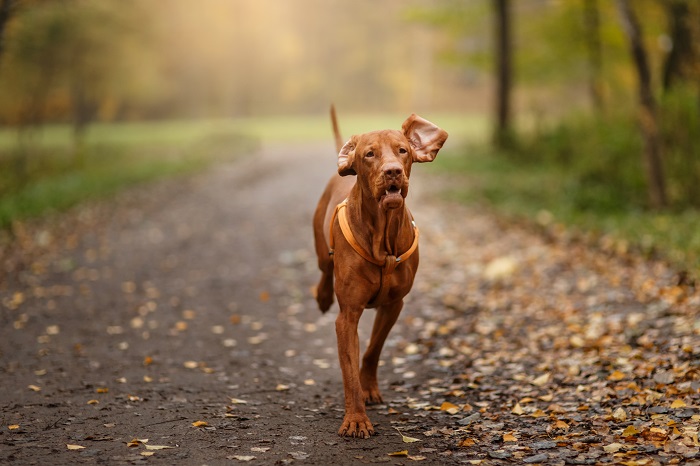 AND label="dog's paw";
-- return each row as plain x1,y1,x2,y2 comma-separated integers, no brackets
338,413,374,438
363,387,384,405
